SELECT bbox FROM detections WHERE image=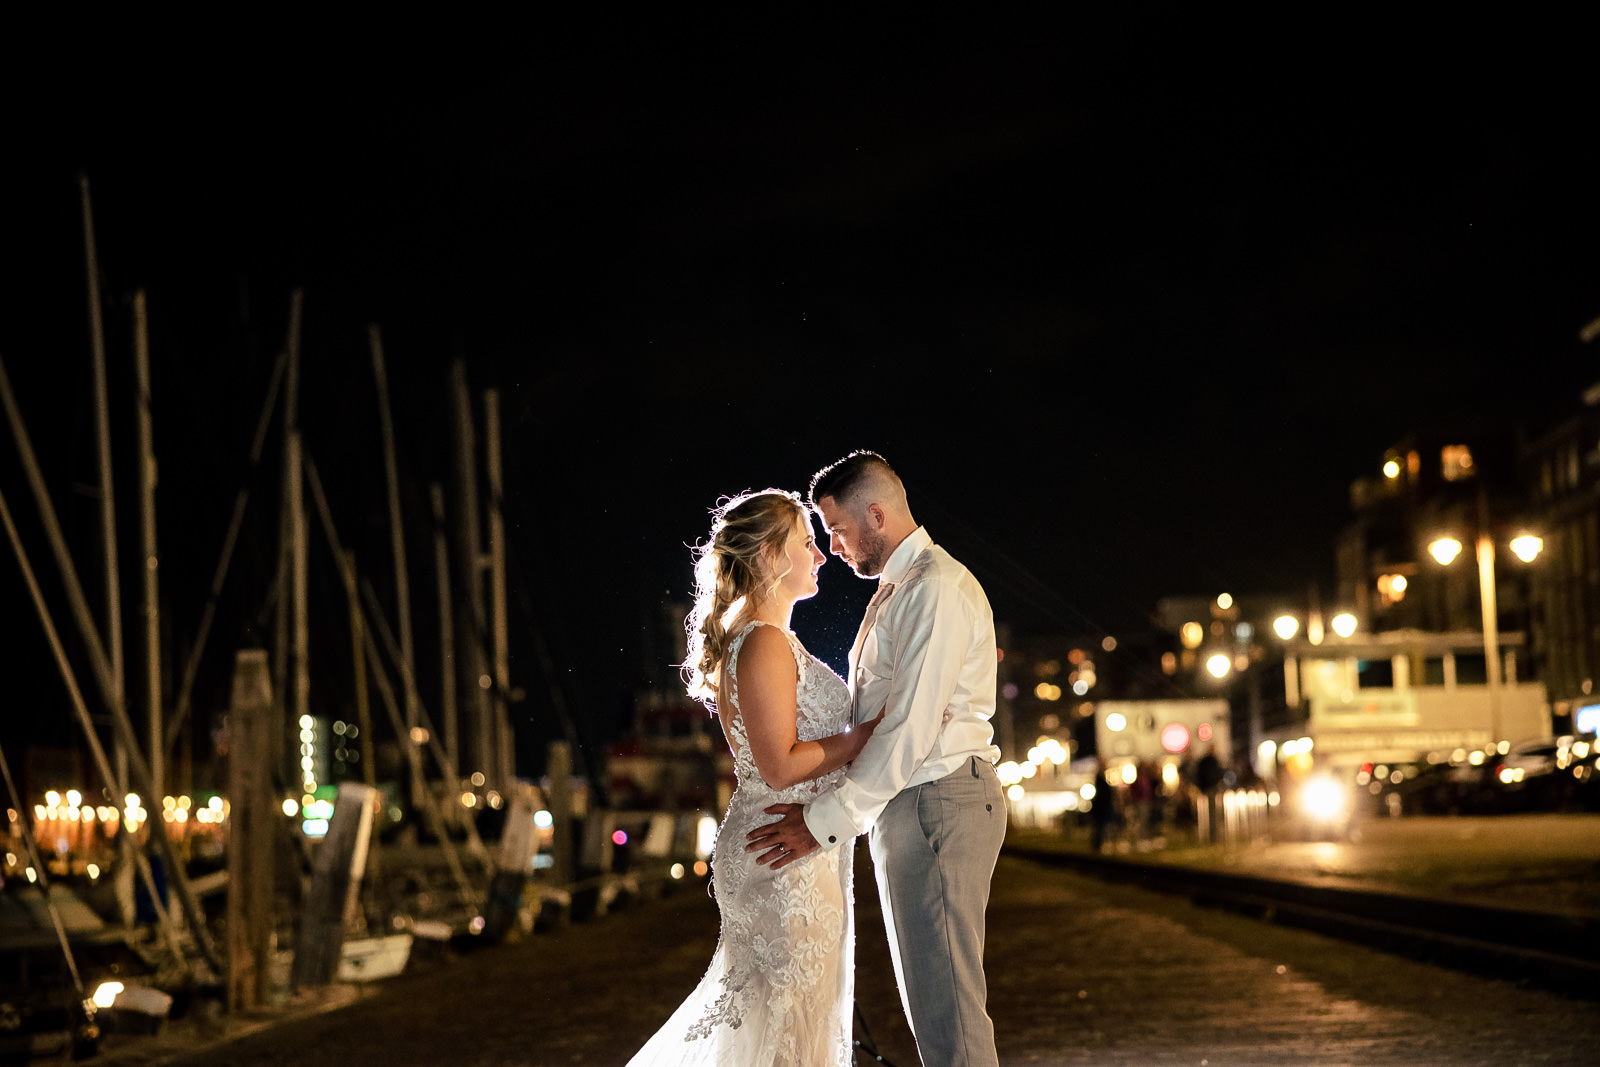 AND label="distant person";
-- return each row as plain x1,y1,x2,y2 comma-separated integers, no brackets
1127,758,1154,842
746,451,1007,1067
1196,744,1225,843
628,489,882,1064
1196,745,1224,794
1090,757,1117,852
